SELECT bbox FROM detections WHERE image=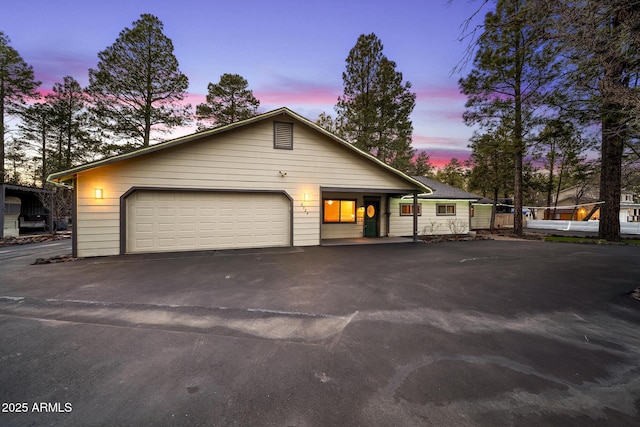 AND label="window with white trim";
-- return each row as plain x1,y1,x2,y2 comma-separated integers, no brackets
436,203,456,216
400,203,421,216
